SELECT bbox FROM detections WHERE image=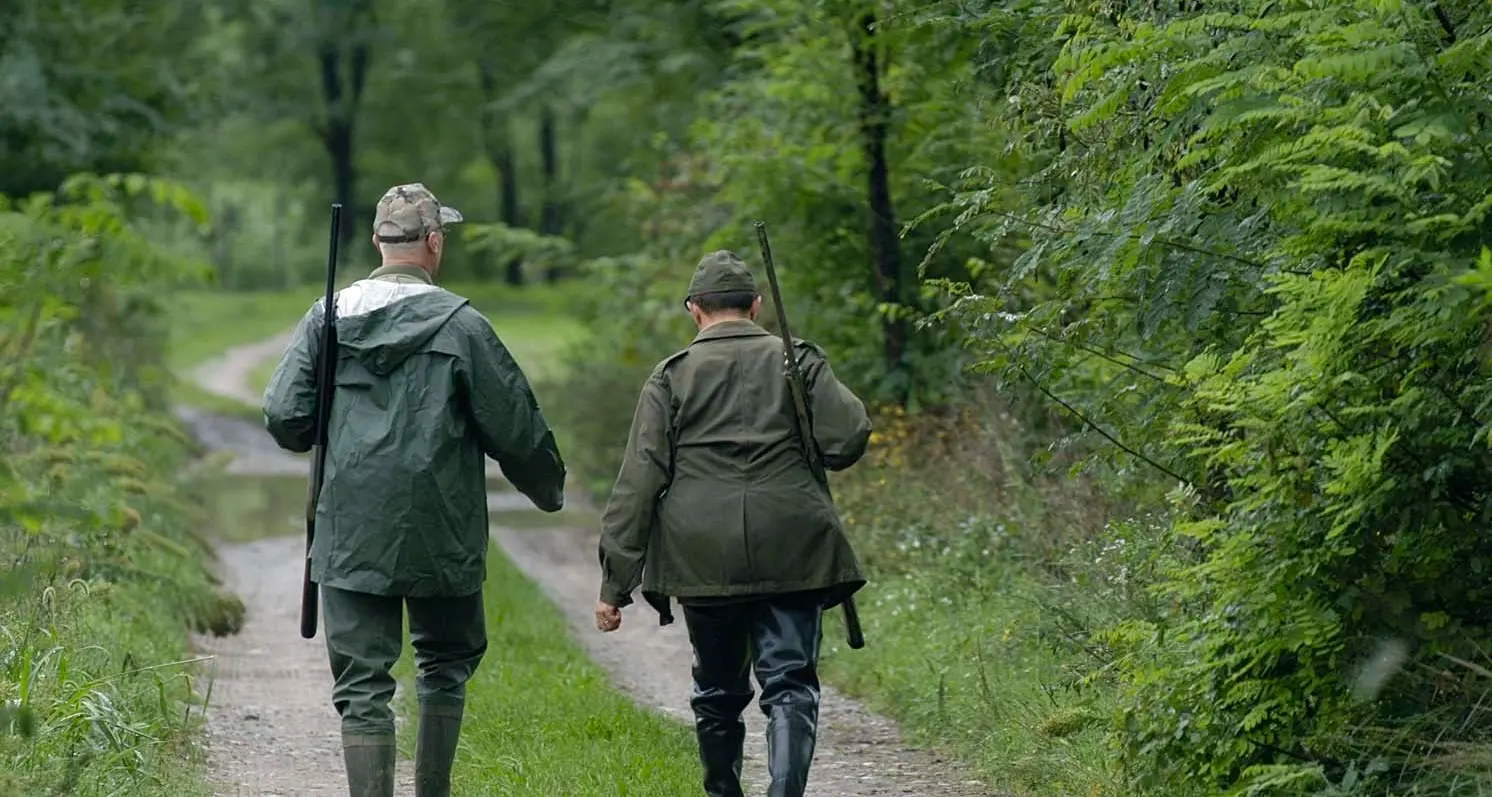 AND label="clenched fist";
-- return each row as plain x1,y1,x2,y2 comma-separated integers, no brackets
595,600,621,633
